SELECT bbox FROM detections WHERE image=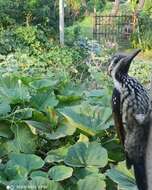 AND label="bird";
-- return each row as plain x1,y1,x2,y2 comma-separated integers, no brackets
108,49,151,190
146,112,152,190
